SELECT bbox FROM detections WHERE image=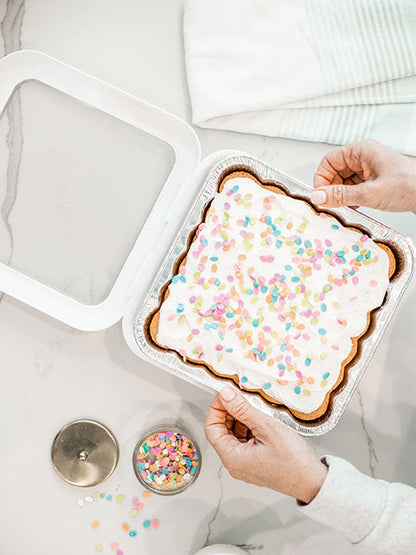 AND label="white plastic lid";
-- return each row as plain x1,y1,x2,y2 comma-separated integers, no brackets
0,50,201,330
